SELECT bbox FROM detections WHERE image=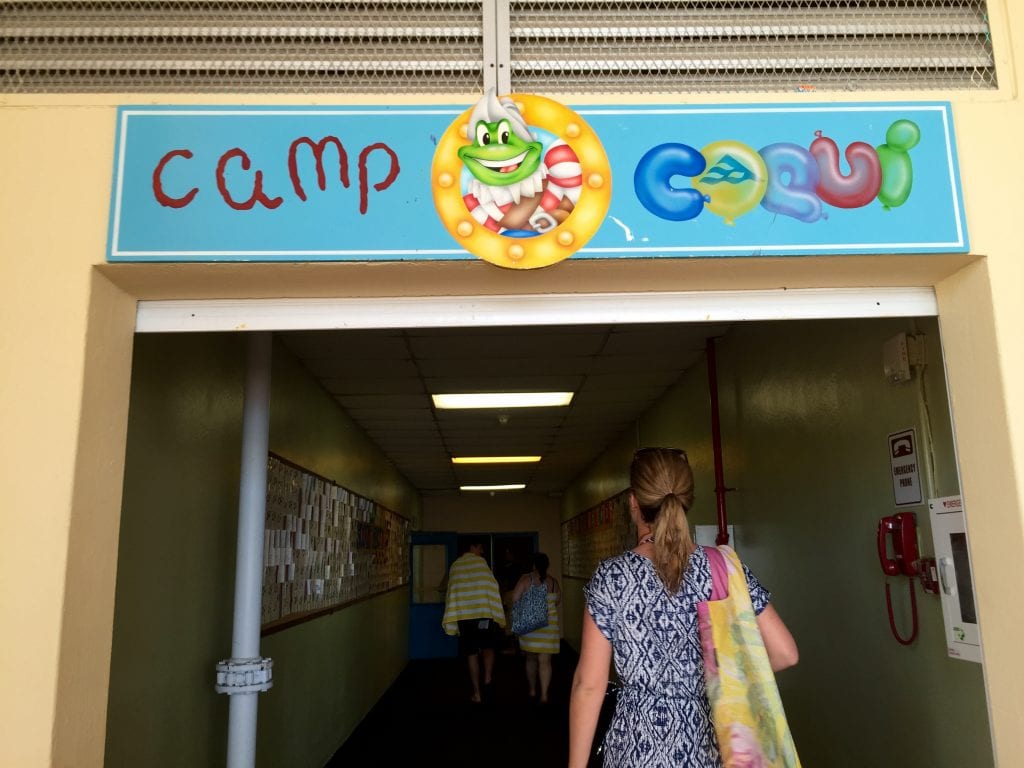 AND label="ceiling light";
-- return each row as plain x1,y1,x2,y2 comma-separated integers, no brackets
432,392,574,409
459,484,526,492
452,456,541,465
